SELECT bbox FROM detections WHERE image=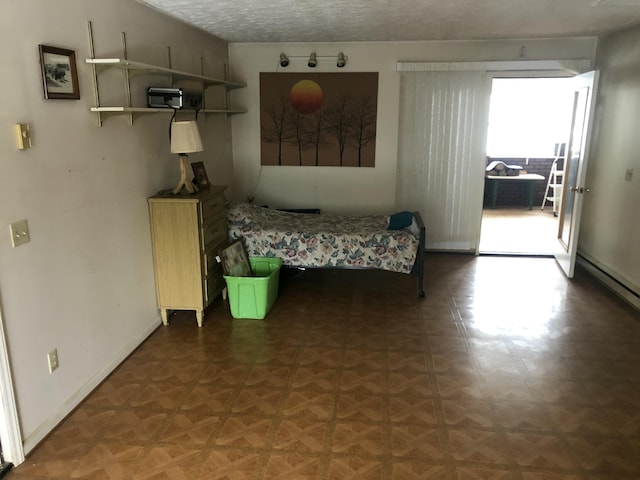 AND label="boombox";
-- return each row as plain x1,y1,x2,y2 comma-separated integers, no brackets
147,87,203,110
